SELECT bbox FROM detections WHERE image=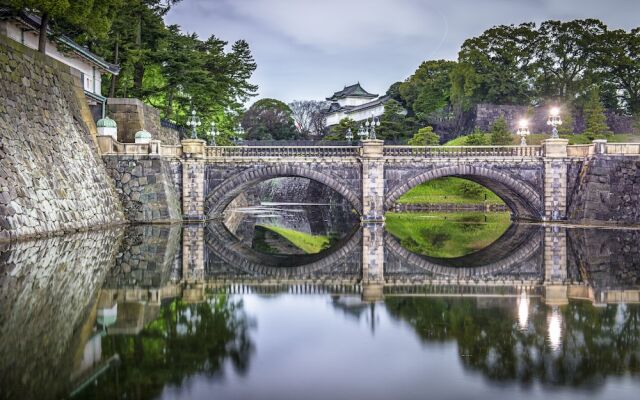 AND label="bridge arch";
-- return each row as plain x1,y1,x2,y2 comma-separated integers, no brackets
385,165,543,219
205,164,362,217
